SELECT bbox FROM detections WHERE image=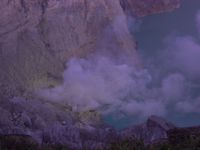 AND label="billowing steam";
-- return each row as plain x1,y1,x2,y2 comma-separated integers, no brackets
39,55,153,115
39,10,200,124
